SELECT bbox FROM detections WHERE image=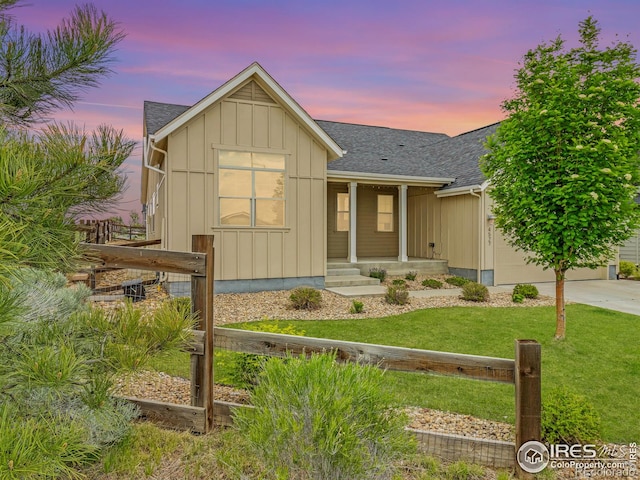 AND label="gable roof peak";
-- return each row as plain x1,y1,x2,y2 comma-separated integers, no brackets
147,62,343,160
